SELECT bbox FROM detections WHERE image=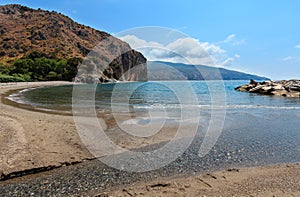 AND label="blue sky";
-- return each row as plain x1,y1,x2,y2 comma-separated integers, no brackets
2,0,300,79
